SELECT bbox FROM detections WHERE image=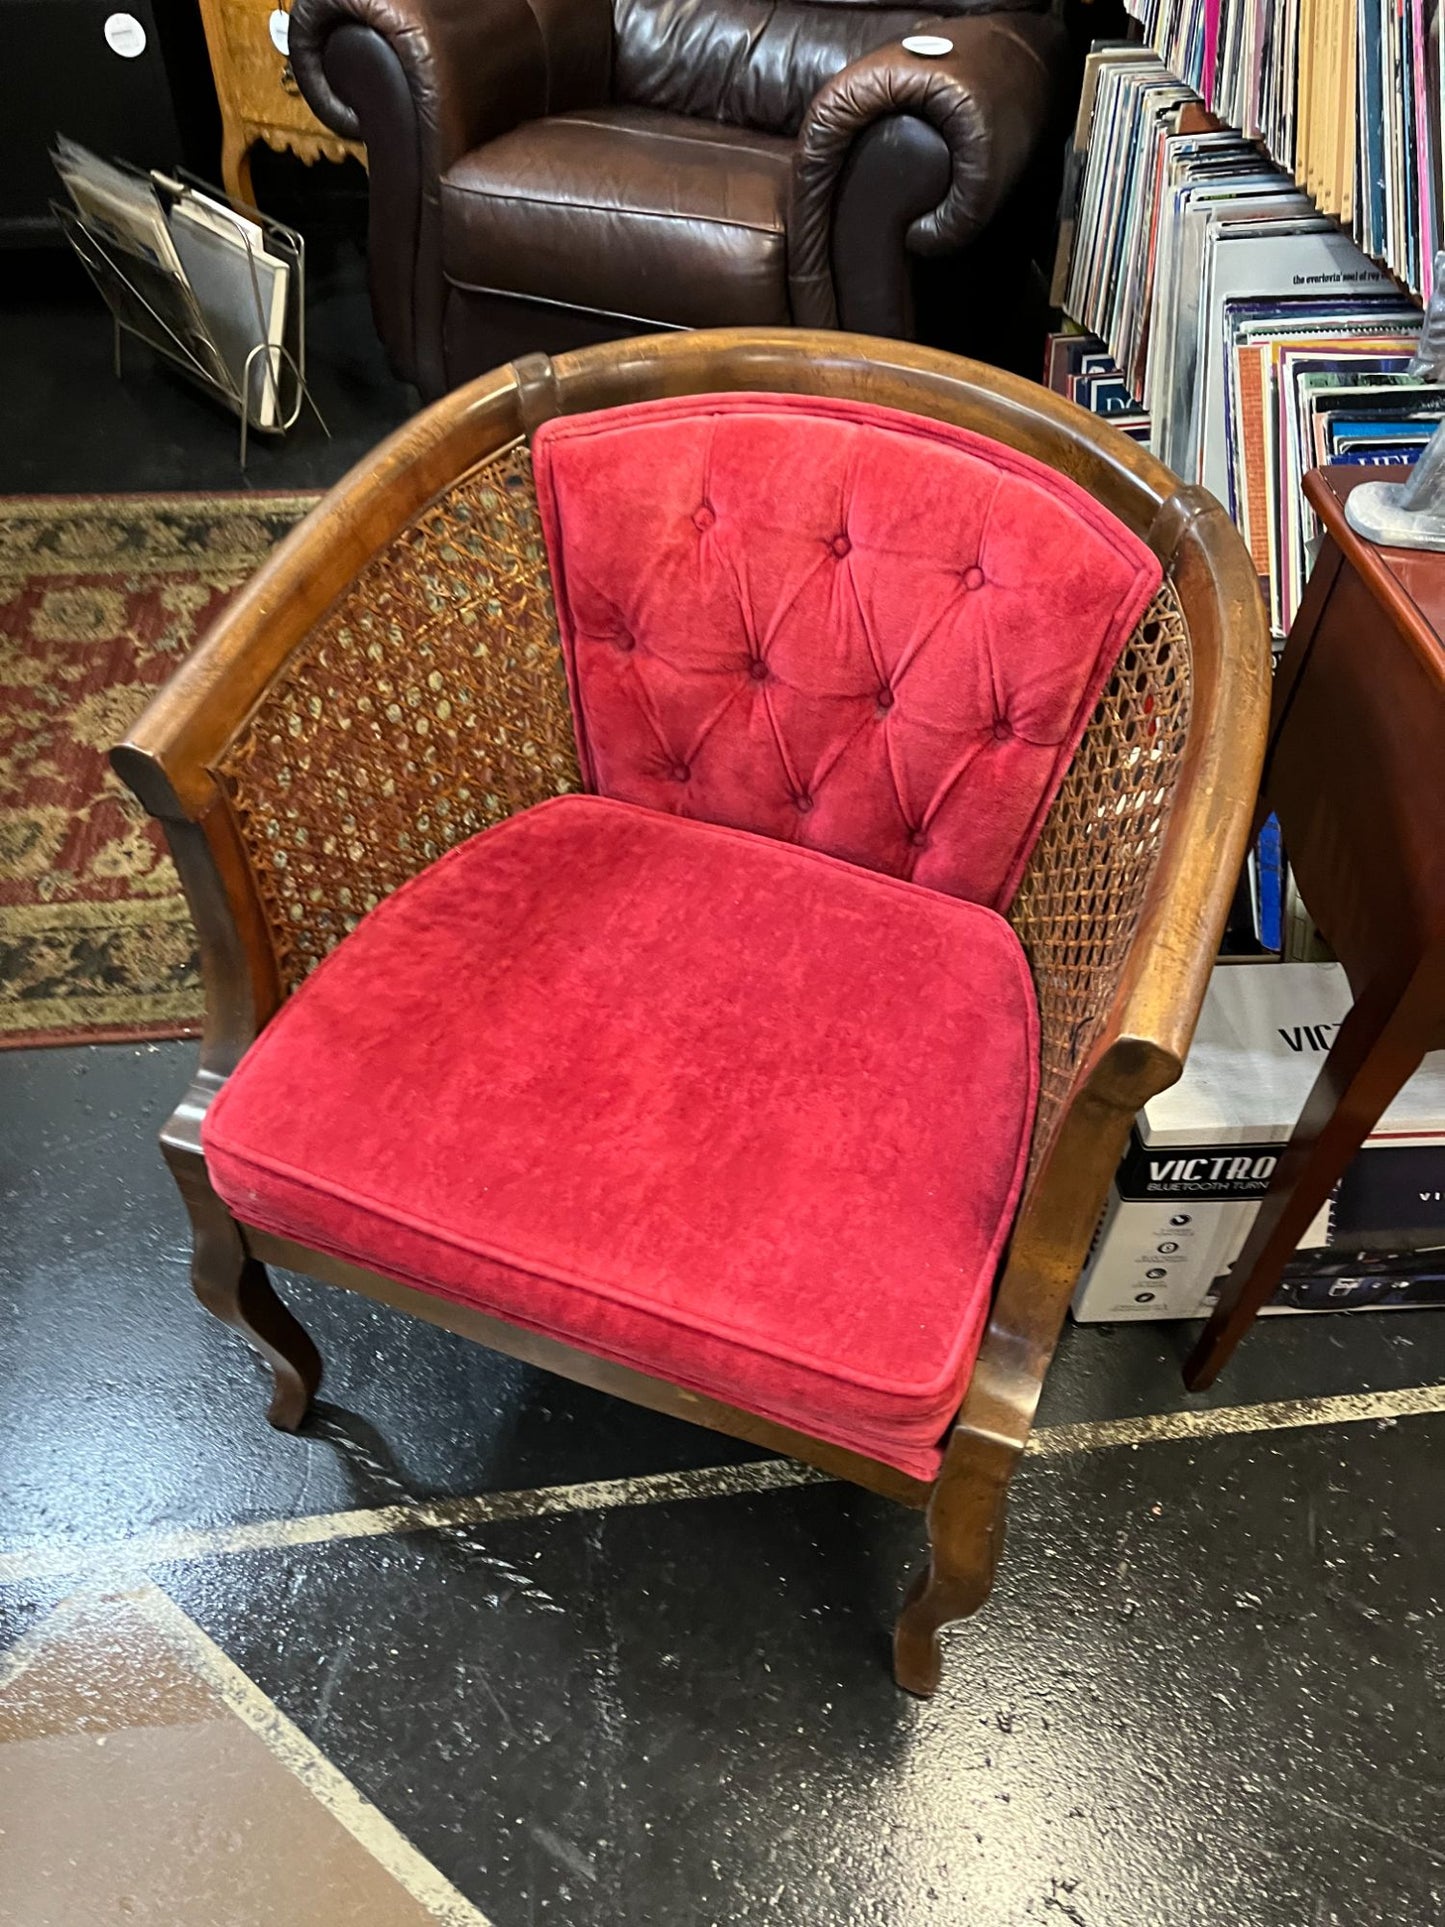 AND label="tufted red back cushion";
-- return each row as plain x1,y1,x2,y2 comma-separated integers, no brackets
533,394,1162,912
